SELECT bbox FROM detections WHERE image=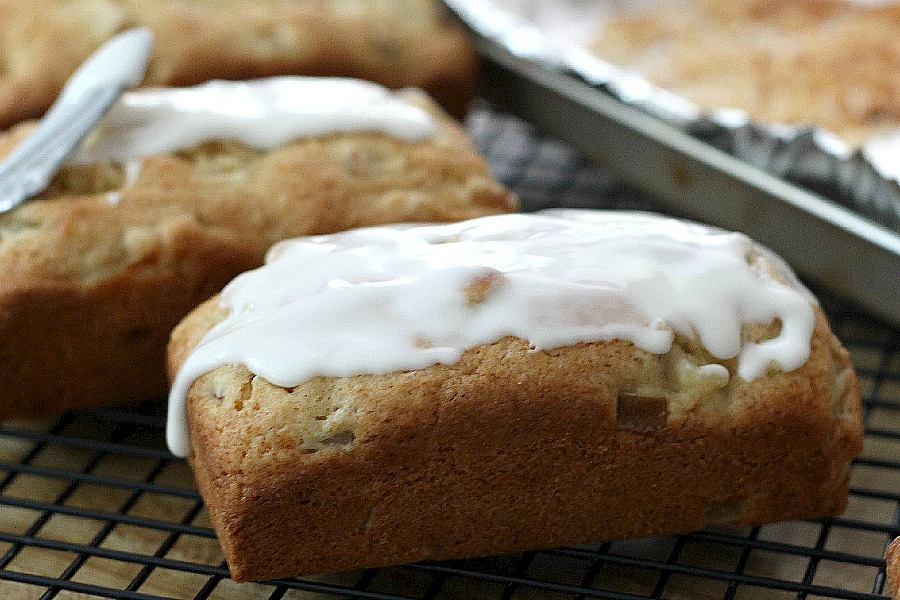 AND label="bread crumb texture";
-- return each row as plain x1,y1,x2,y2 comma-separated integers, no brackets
0,93,515,418
169,249,863,581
